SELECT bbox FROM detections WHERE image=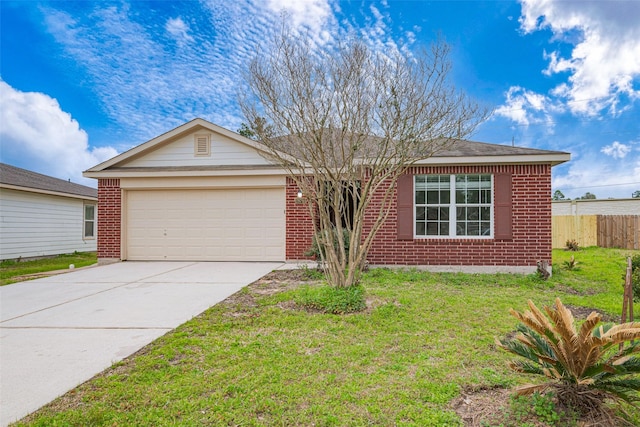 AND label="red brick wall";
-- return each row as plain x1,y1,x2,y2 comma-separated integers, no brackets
97,179,121,259
285,177,316,260
285,164,552,266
